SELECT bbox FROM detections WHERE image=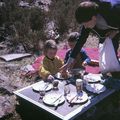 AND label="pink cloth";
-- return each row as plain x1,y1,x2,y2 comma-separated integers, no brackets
31,48,119,74
32,56,44,70
32,49,67,70
85,48,99,60
85,48,100,73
